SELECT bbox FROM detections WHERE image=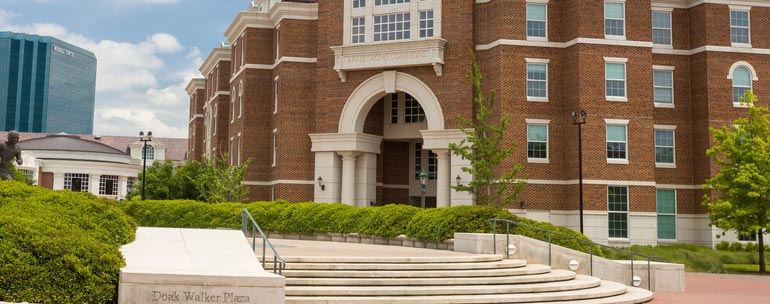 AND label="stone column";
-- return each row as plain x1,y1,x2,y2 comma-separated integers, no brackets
118,176,128,199
90,174,101,196
53,173,64,190
339,152,359,206
435,149,451,208
355,152,378,208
